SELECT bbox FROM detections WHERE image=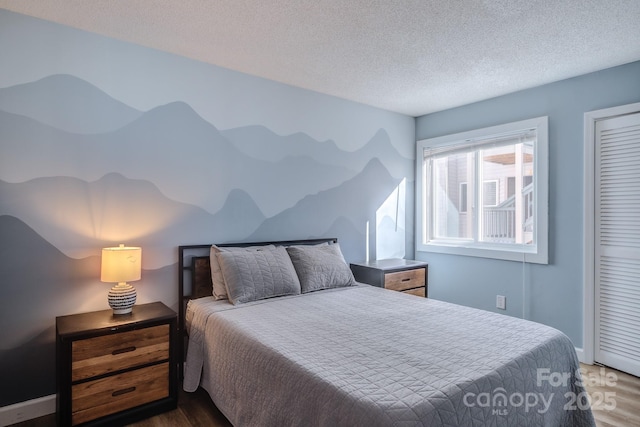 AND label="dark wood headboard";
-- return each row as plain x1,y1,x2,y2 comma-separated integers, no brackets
177,238,338,376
